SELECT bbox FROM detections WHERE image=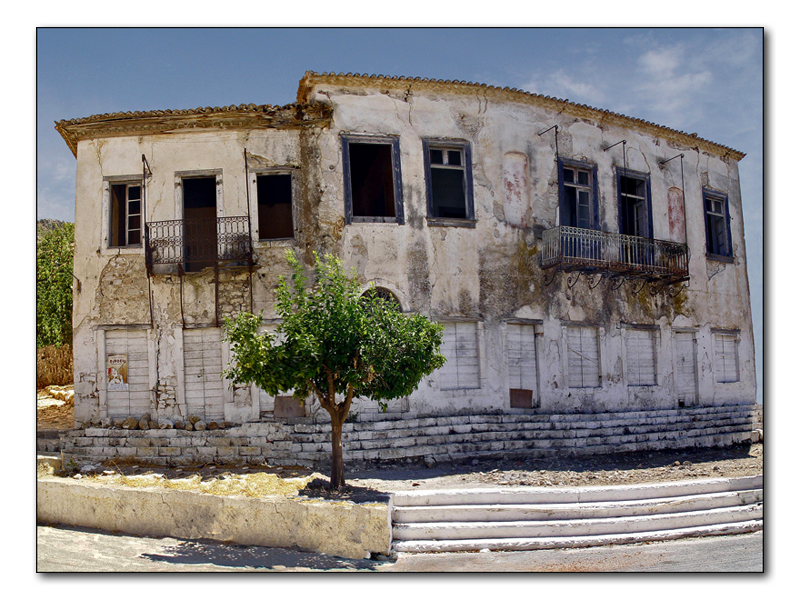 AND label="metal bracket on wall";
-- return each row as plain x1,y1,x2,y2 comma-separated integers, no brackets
631,279,648,294
588,273,604,289
567,271,582,289
543,270,558,287
668,282,689,297
611,276,627,291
